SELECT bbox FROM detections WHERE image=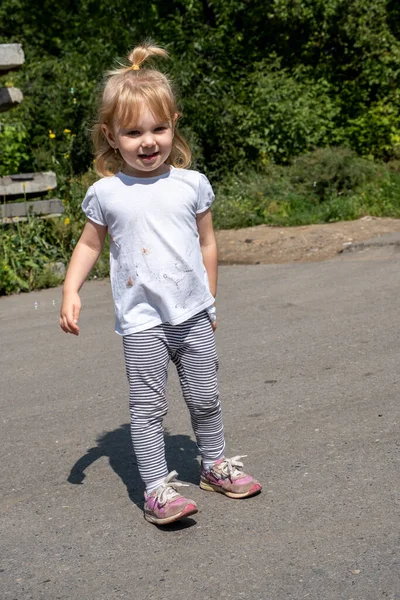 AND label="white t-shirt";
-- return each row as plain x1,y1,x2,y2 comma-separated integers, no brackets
82,167,215,335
